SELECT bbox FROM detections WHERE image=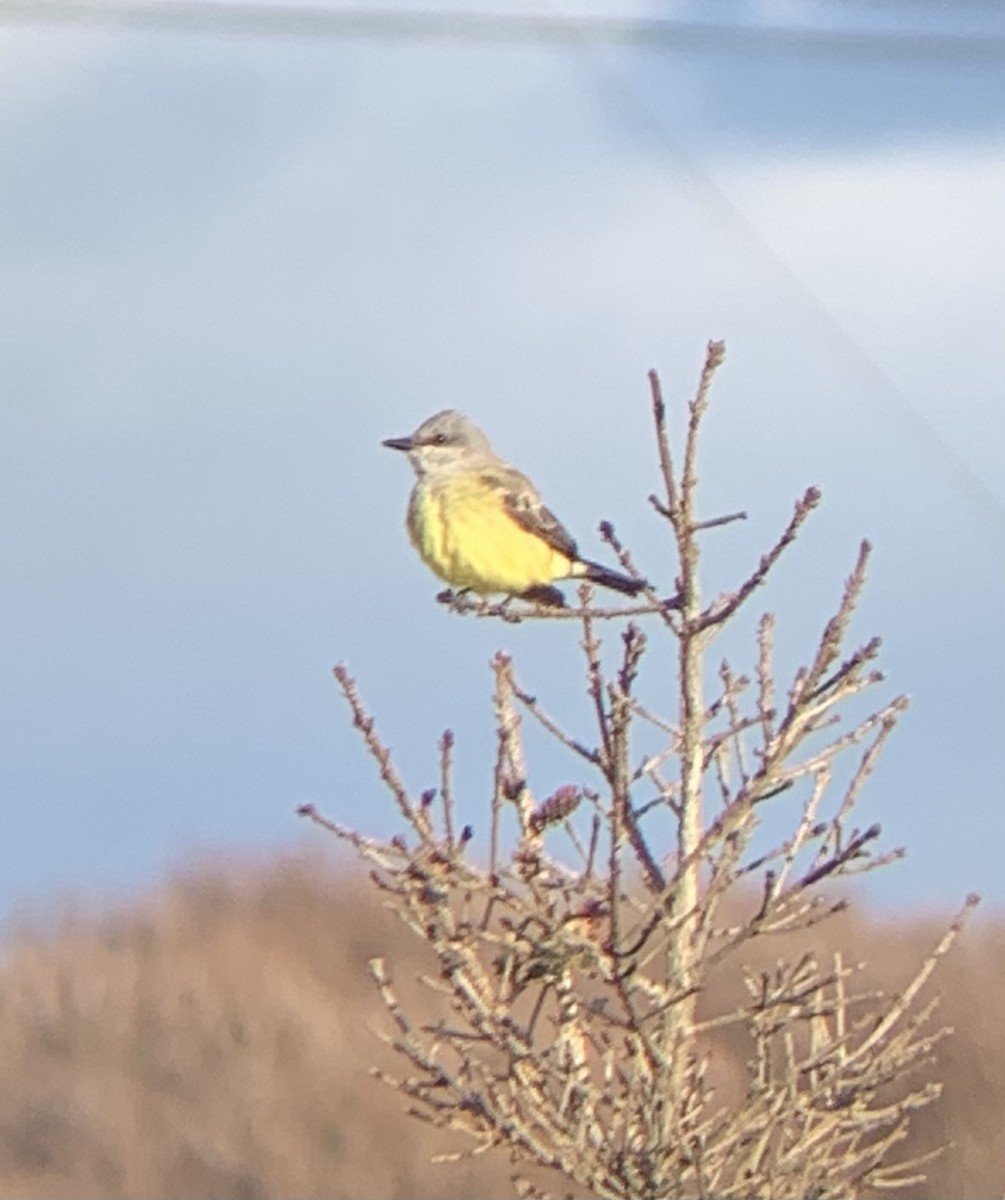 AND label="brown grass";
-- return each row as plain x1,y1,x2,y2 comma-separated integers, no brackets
0,853,1000,1200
